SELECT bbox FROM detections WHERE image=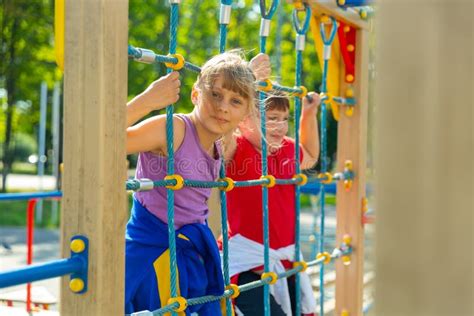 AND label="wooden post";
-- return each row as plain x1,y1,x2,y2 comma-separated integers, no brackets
60,1,128,315
375,1,473,316
335,27,369,316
